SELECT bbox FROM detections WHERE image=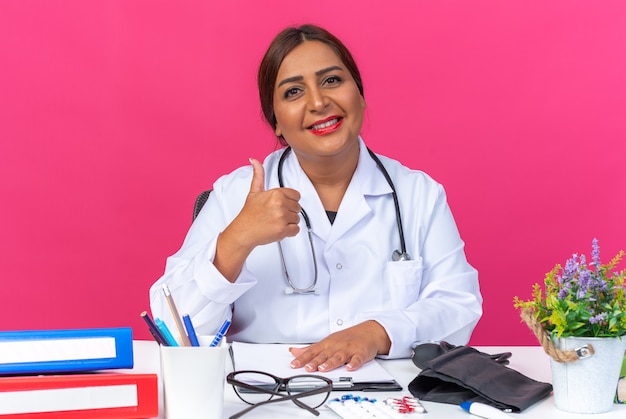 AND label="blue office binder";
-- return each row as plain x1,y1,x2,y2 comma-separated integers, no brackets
0,327,133,375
